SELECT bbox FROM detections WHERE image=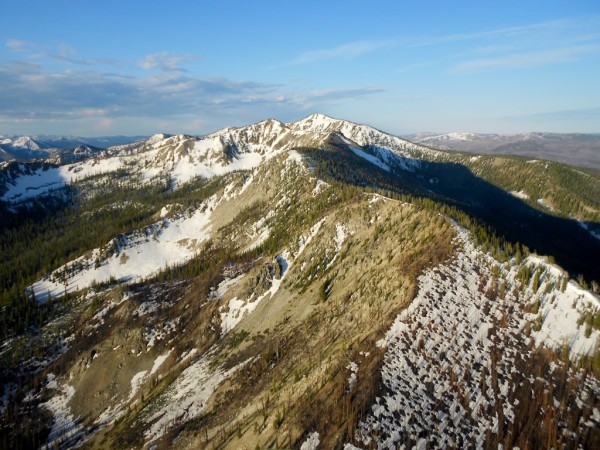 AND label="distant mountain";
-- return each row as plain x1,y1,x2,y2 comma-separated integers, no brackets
405,131,600,169
0,135,51,161
0,134,146,162
35,134,147,149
